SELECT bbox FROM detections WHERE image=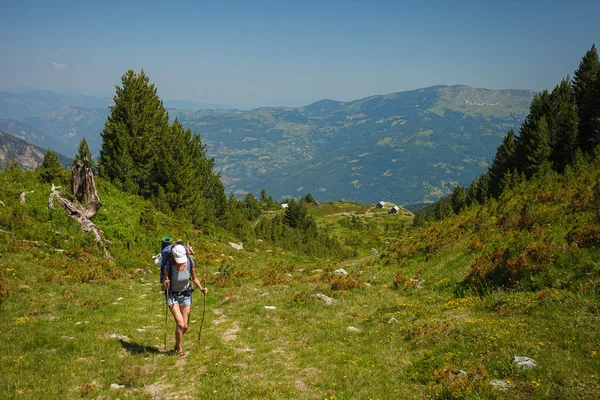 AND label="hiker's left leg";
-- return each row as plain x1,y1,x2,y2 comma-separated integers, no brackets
180,305,191,334
169,302,185,353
